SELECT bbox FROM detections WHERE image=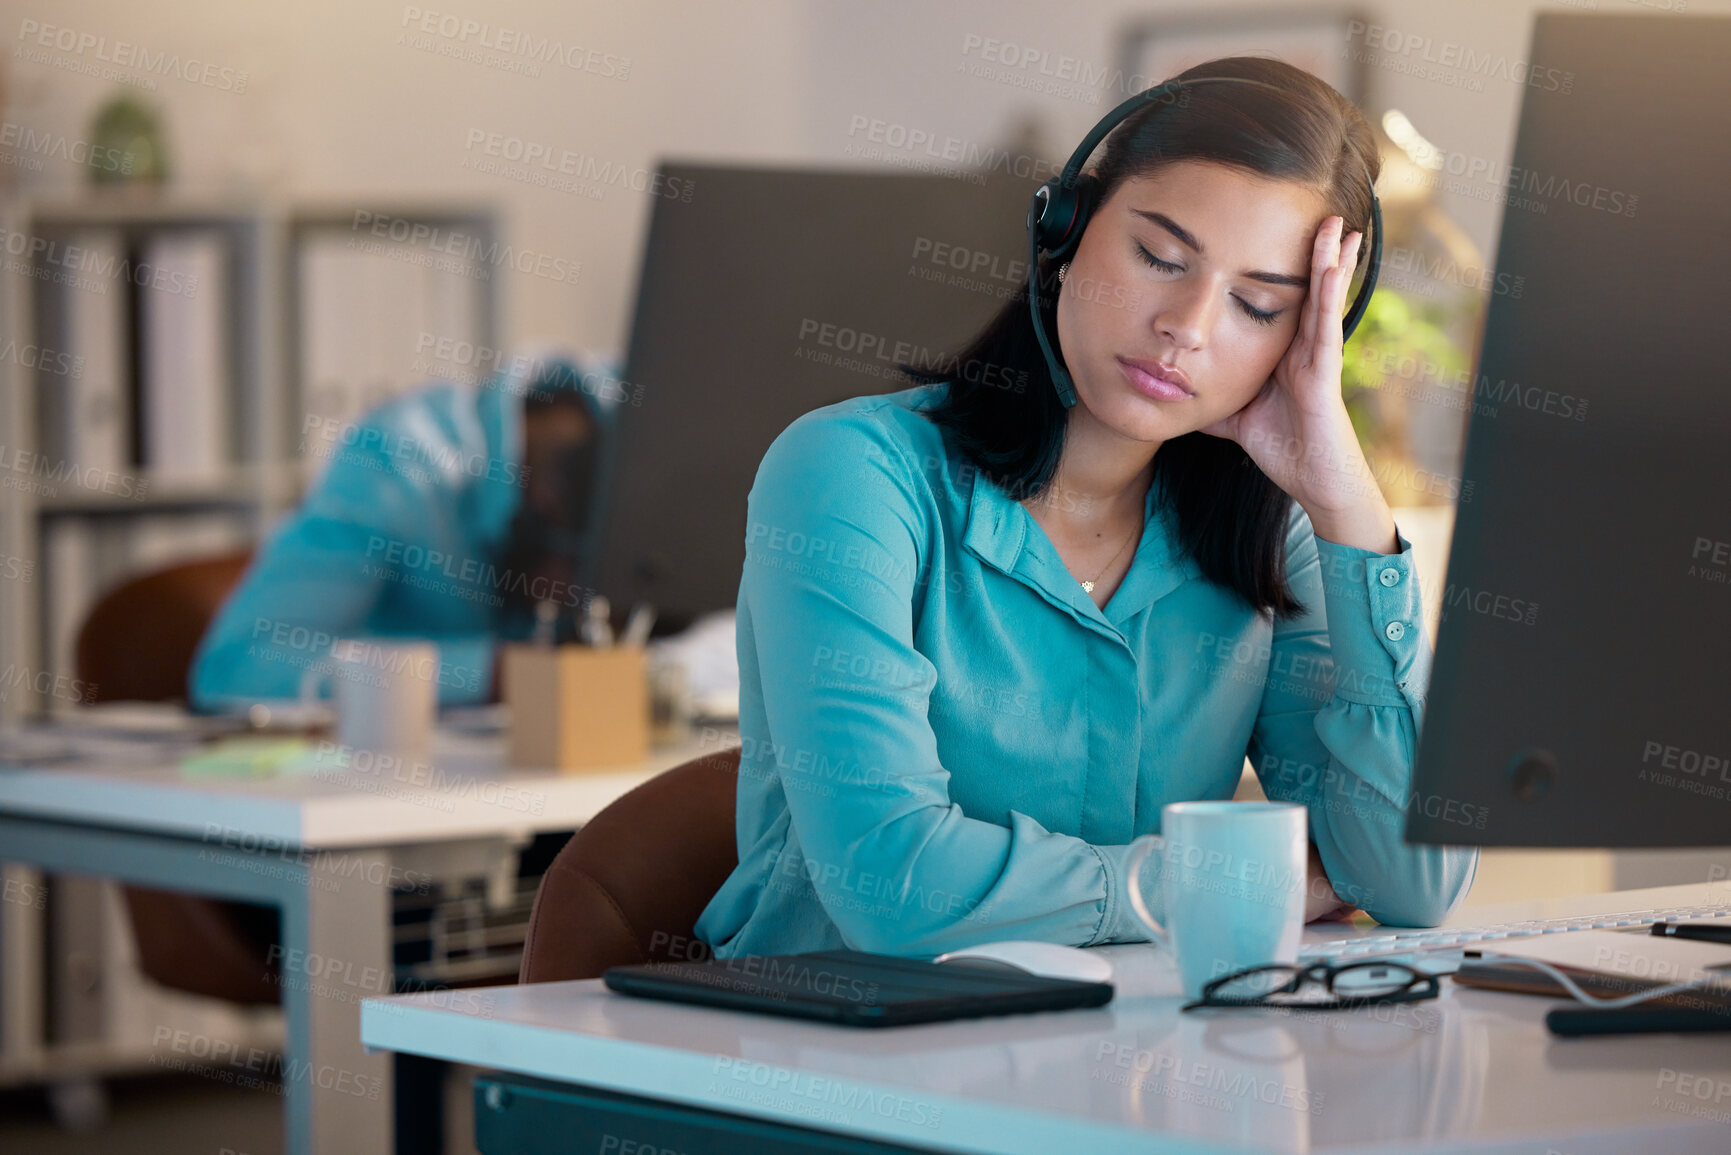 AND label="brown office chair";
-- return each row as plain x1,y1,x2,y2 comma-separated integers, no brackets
71,550,285,1006
519,744,741,983
75,550,255,704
